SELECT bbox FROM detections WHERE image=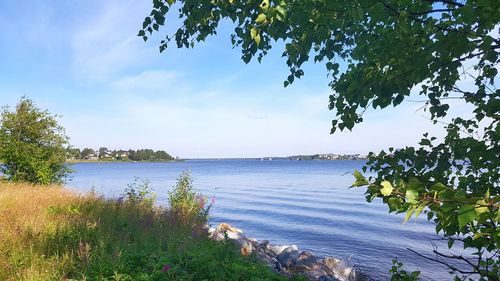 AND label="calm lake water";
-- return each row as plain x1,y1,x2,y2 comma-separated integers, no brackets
67,160,454,280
